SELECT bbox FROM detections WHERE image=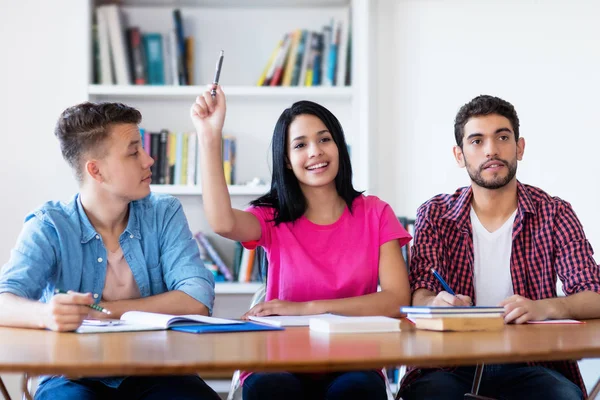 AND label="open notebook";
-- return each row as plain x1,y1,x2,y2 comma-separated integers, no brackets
77,311,245,333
